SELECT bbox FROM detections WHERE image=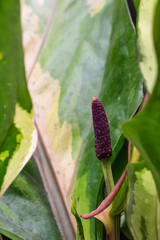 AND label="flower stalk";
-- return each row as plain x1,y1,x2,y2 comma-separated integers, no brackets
91,97,121,239
80,98,128,240
101,158,114,194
